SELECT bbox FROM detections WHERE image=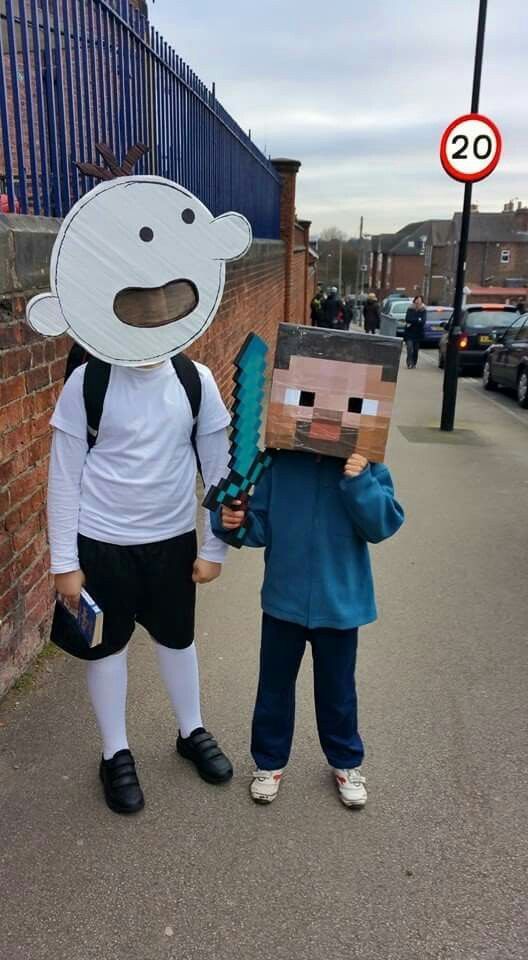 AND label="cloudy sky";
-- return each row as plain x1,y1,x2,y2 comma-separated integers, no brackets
150,0,527,237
